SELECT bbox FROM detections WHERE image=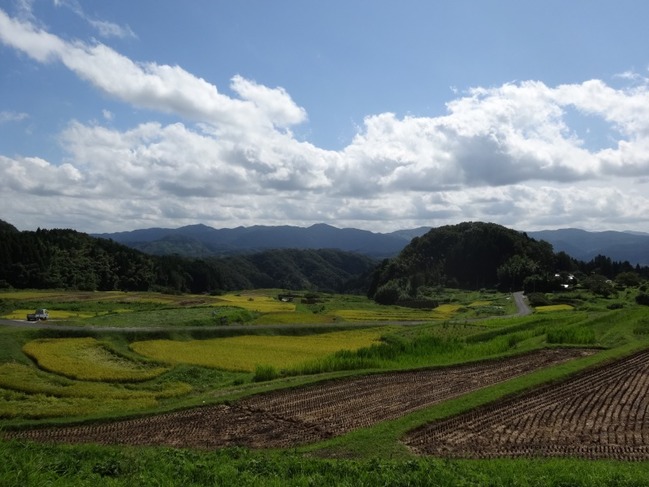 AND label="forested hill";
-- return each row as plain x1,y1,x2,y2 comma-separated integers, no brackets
369,222,556,298
0,222,376,293
368,221,649,304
